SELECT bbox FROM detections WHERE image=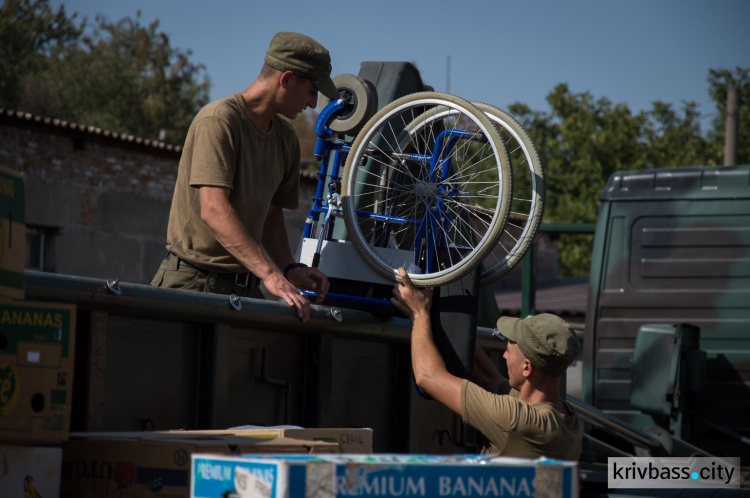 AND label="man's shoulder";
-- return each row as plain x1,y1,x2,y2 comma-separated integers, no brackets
463,381,521,408
196,94,244,120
